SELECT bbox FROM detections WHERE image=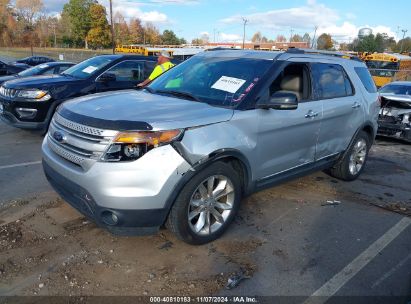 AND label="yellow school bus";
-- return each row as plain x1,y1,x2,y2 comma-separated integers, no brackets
364,53,411,87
